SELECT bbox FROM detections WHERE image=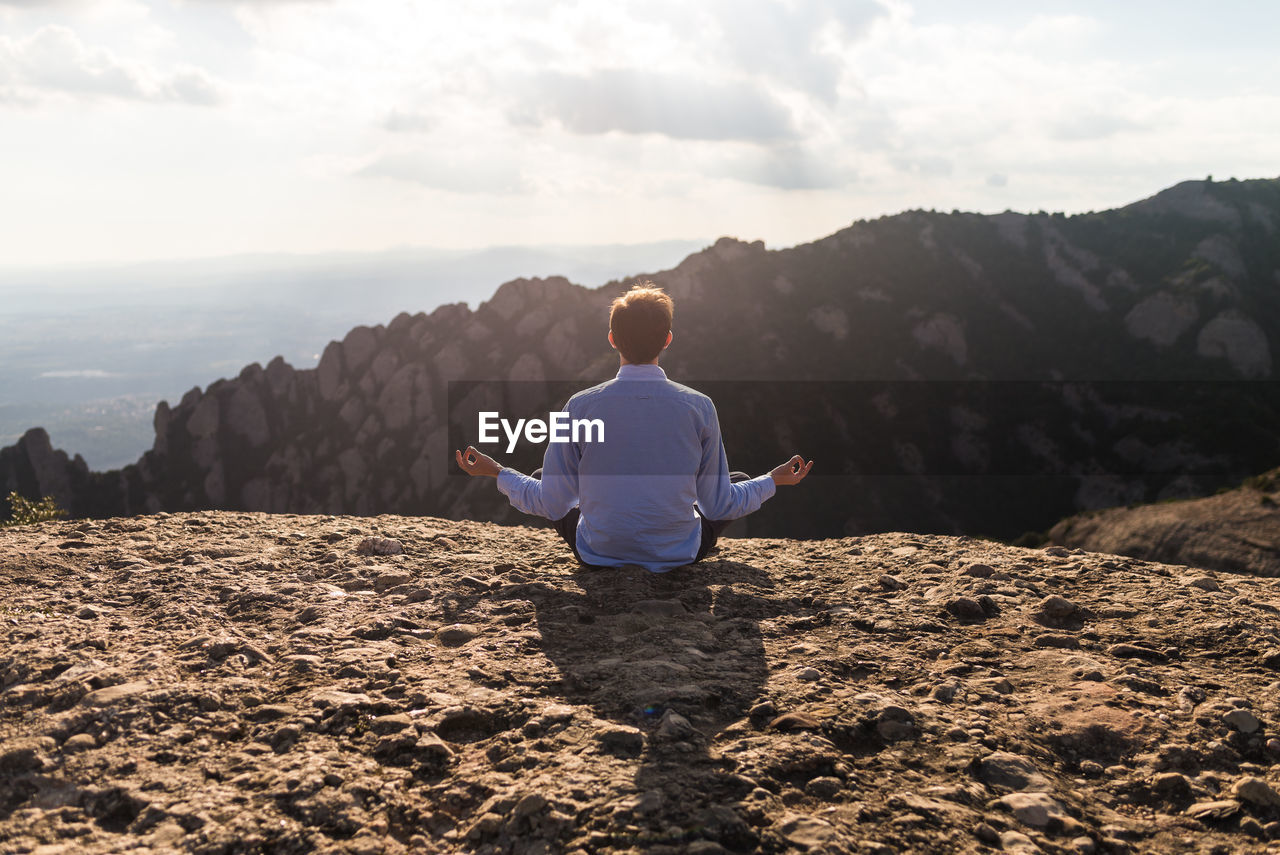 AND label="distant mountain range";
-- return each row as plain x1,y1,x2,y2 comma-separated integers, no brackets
0,241,706,469
3,177,1279,540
